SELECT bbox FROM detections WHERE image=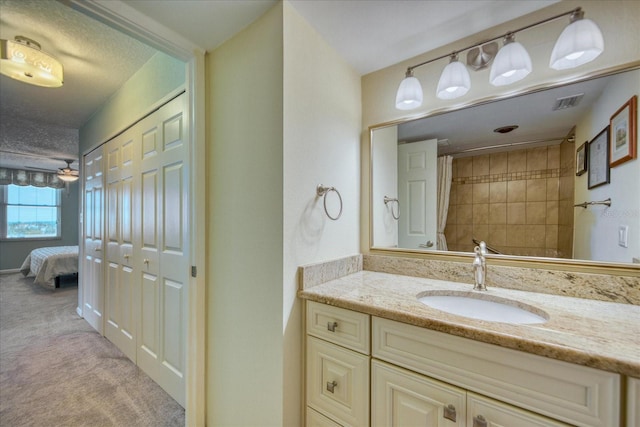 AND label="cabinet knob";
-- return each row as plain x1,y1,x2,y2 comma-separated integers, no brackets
143,259,150,265
124,254,130,260
326,380,337,393
443,404,457,422
327,321,338,332
473,415,488,427
94,247,101,252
